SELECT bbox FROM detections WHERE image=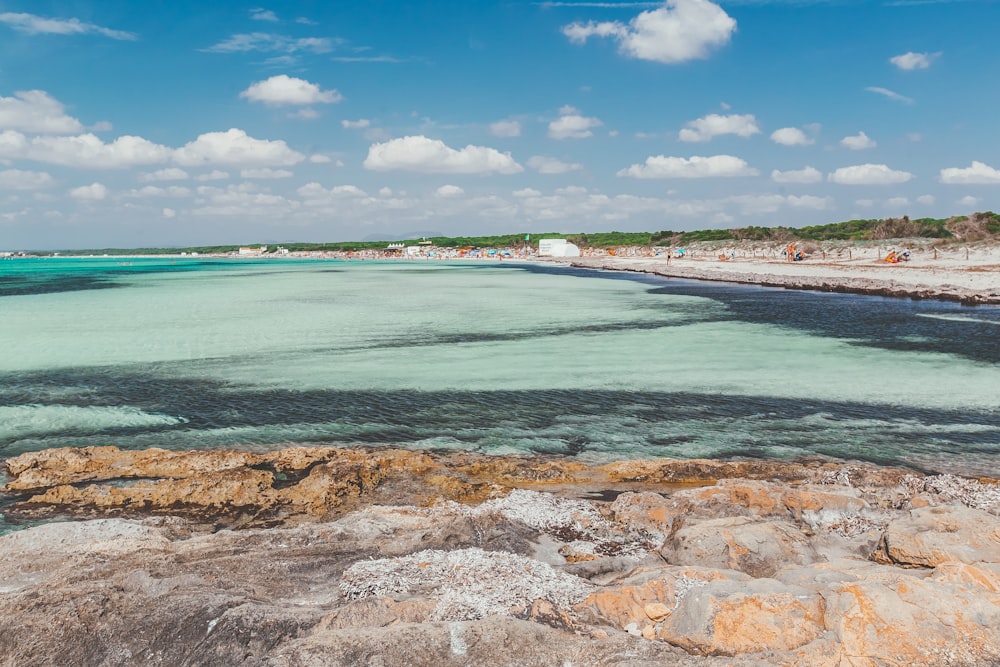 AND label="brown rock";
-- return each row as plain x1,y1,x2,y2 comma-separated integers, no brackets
657,578,825,655
643,602,671,622
604,491,686,543
931,561,1000,592
663,517,820,578
824,577,1000,666
875,505,1000,567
